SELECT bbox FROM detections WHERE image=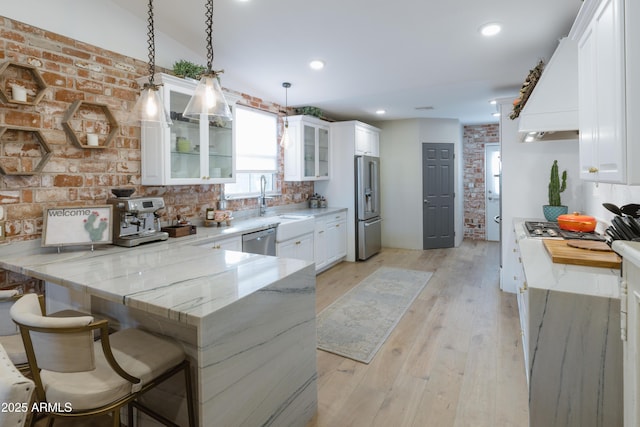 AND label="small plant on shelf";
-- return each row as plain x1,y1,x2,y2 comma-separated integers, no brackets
543,160,568,221
172,60,206,79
